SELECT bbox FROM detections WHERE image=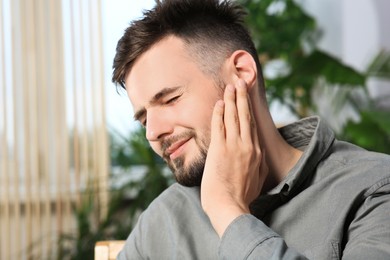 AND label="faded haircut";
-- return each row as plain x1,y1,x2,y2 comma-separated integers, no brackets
112,0,265,97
